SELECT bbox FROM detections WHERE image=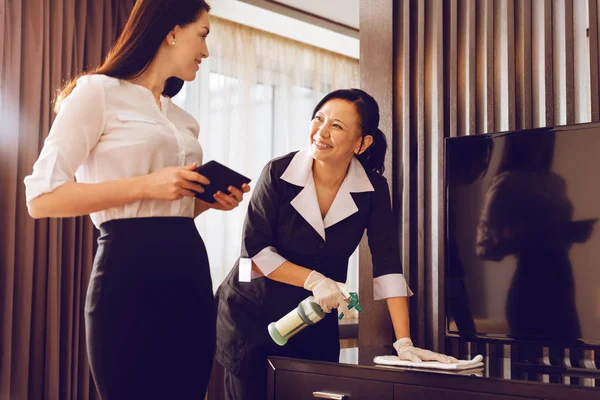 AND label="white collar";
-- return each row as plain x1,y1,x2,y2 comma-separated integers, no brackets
280,147,374,241
281,147,375,192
